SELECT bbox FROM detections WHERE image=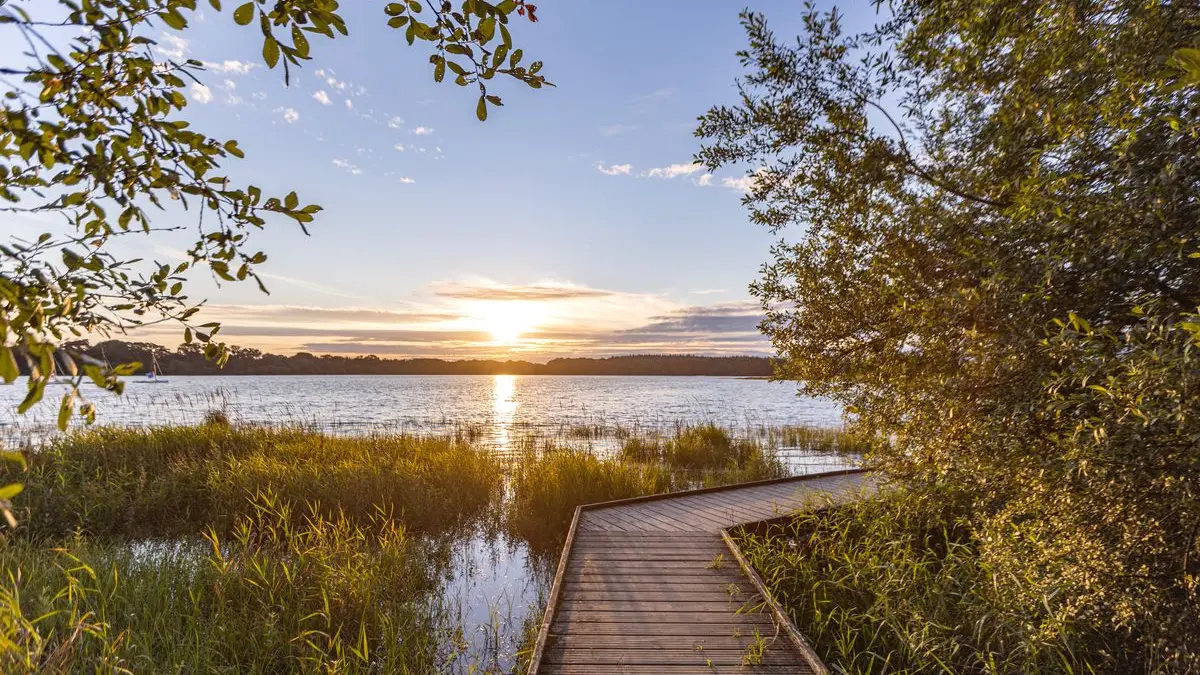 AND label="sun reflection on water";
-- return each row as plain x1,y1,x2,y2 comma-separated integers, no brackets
492,374,517,455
